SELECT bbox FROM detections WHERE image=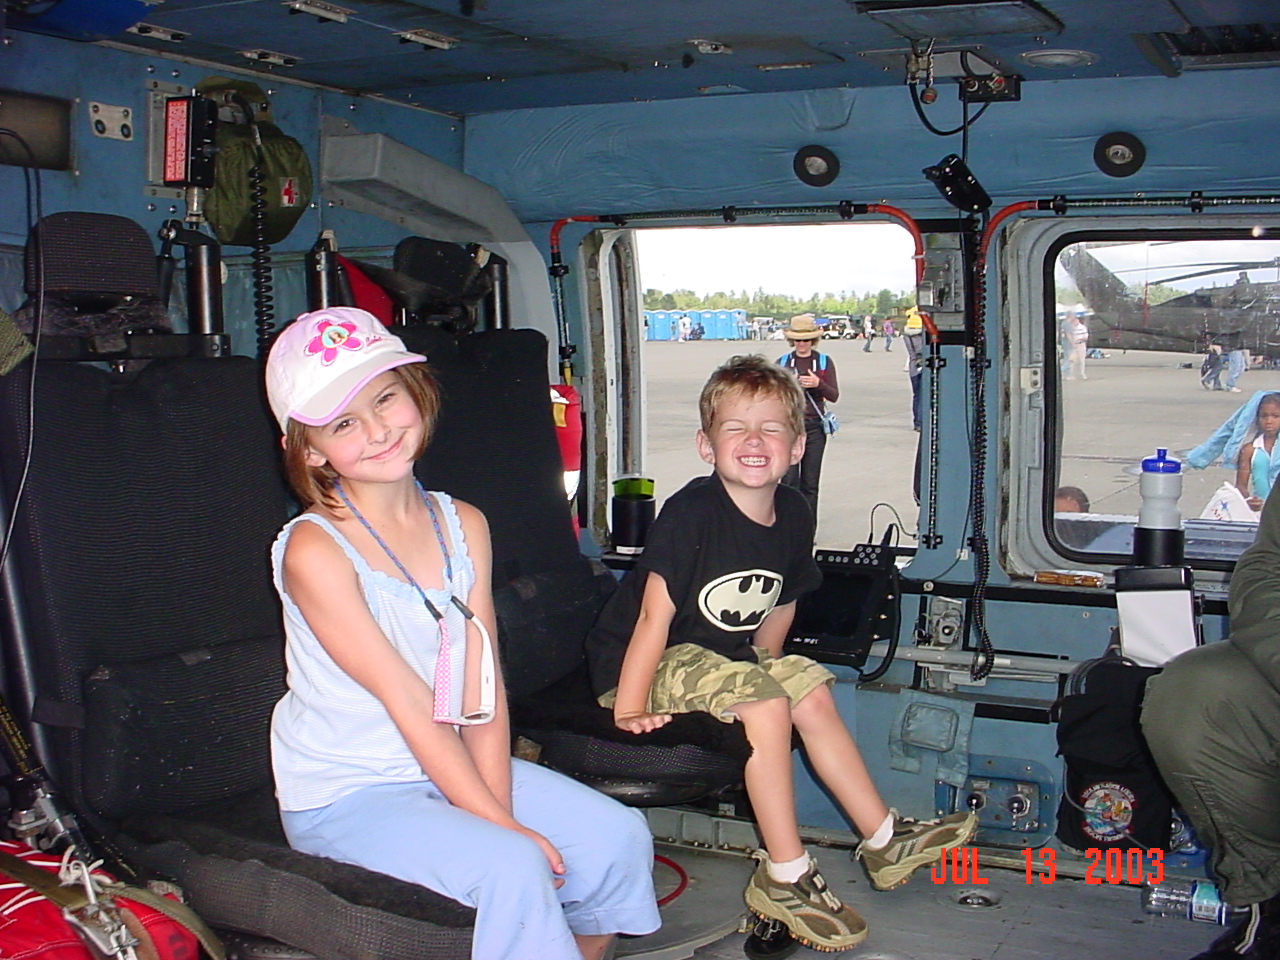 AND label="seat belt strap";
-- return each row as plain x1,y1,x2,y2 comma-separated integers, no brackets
0,850,225,960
